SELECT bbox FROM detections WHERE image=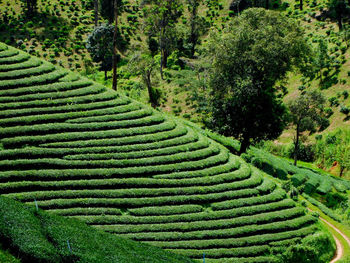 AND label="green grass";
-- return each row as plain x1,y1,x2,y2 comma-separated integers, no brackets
0,41,335,262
